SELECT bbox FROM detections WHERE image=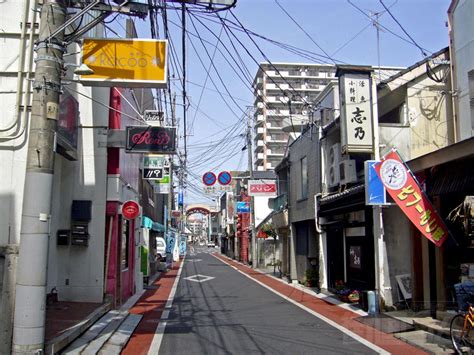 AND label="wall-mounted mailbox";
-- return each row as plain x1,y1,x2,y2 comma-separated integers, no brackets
71,221,89,246
71,200,92,221
57,230,70,246
71,222,88,235
71,235,89,246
